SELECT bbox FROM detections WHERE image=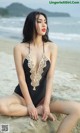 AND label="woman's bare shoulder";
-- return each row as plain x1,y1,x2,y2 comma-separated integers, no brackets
13,42,29,53
46,41,58,52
